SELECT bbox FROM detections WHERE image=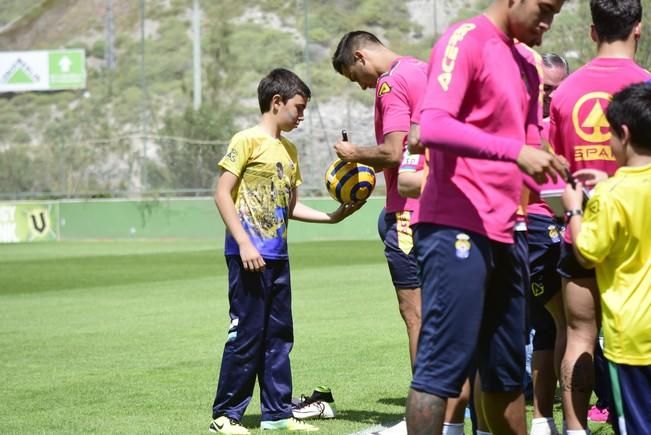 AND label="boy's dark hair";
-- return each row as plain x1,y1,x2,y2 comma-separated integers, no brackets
332,31,383,75
257,68,311,114
590,0,642,43
542,52,570,75
606,82,651,152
